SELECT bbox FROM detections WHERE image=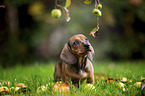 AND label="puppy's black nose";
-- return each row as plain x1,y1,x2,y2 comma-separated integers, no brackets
84,44,90,49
